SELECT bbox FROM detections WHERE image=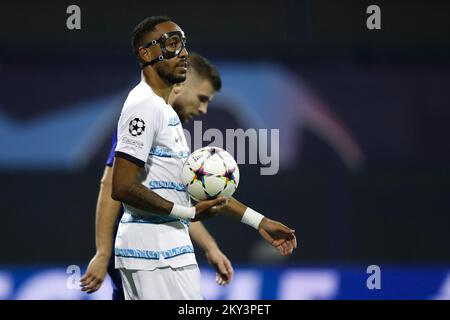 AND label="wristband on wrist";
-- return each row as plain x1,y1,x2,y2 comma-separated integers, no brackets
169,204,195,220
241,207,265,229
